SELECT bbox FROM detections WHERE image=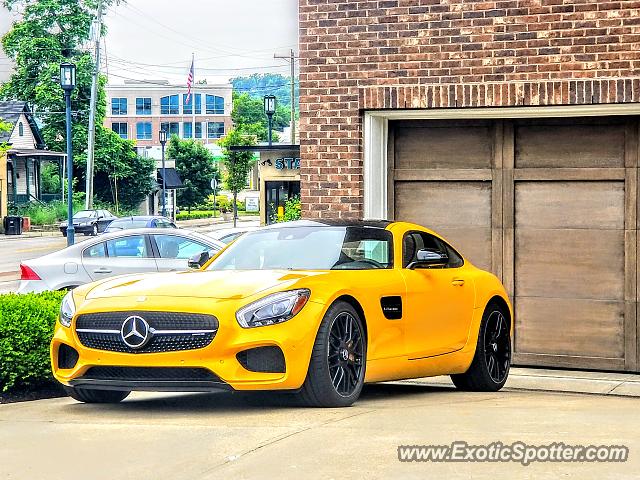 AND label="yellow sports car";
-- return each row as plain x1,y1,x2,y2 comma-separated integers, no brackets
51,220,512,407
